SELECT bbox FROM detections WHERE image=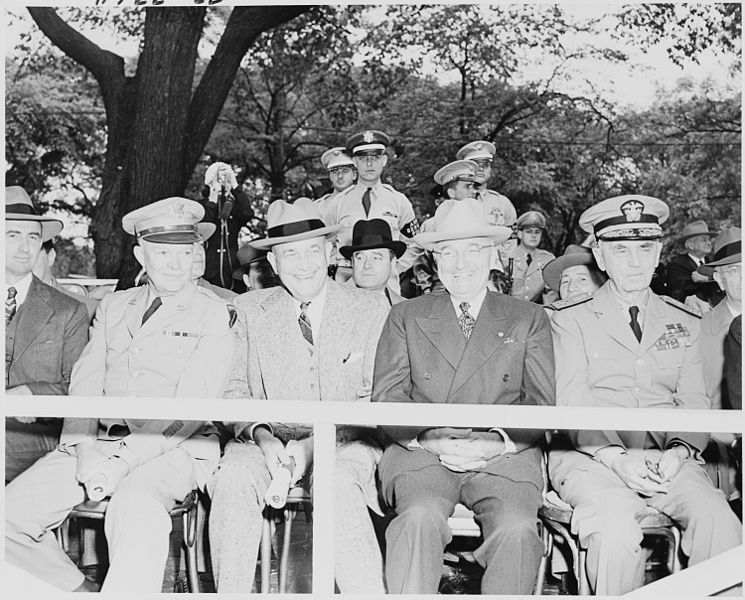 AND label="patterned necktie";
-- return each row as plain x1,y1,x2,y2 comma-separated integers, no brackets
141,296,163,325
458,301,475,340
362,187,372,217
299,301,314,347
6,287,18,326
629,305,642,342
526,252,533,266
